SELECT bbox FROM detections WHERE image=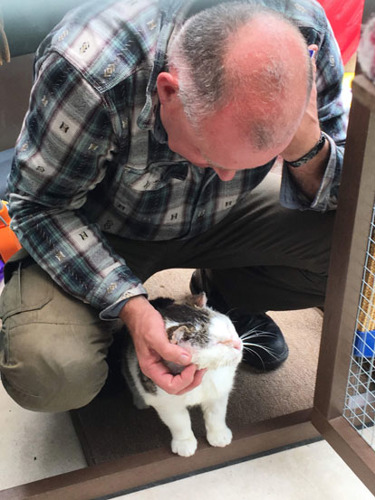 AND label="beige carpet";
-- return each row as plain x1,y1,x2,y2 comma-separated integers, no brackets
71,268,323,465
